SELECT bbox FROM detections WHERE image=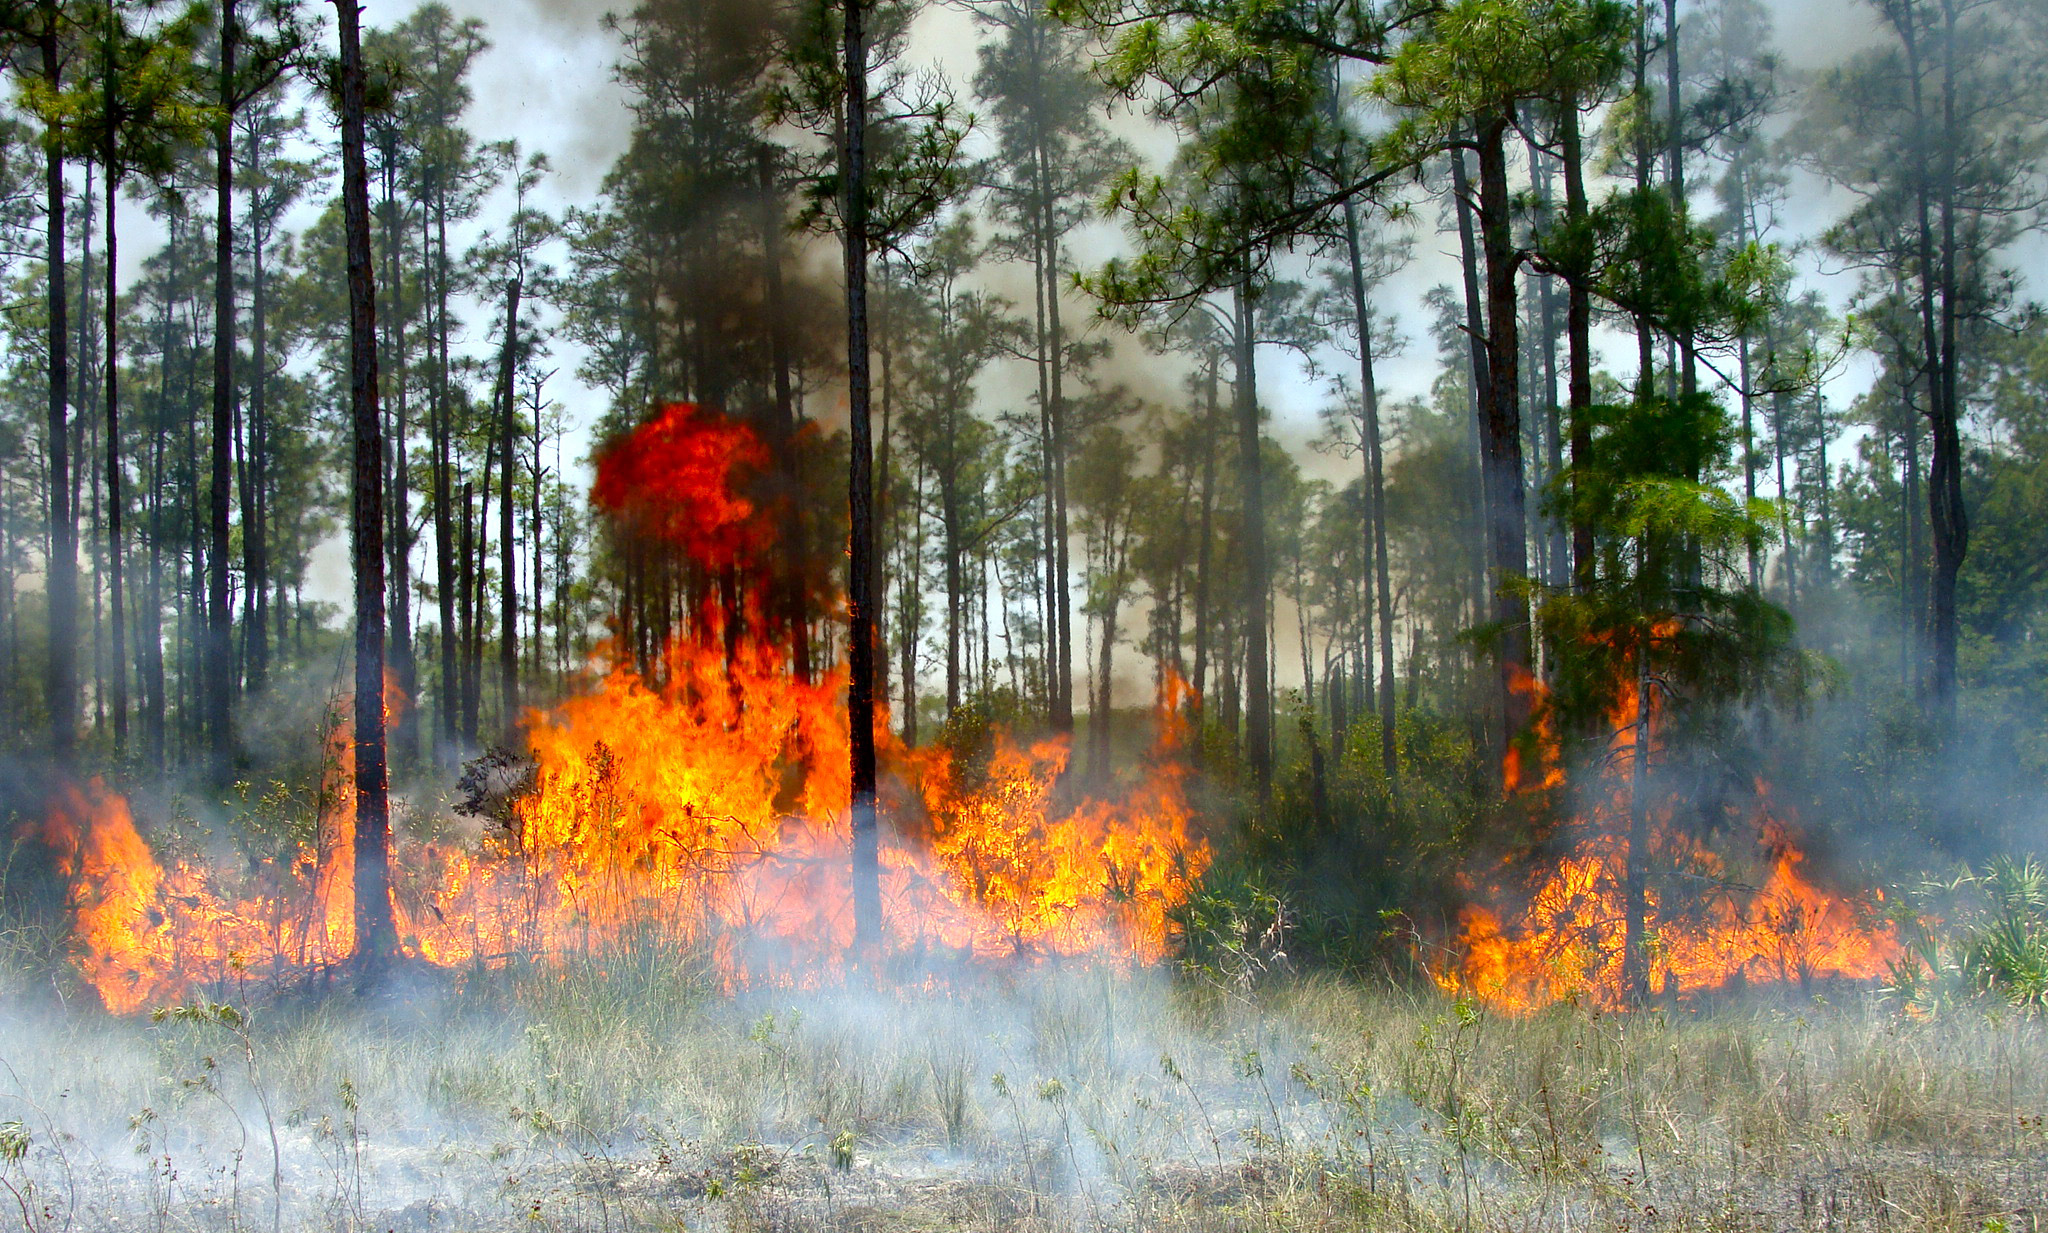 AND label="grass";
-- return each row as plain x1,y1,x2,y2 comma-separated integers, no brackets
0,952,2043,1232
